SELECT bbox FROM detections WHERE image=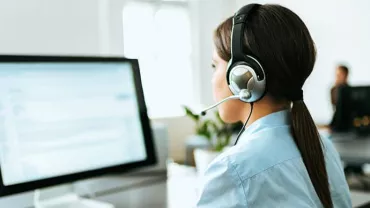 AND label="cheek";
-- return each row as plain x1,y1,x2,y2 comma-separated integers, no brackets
212,69,226,99
212,71,222,89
